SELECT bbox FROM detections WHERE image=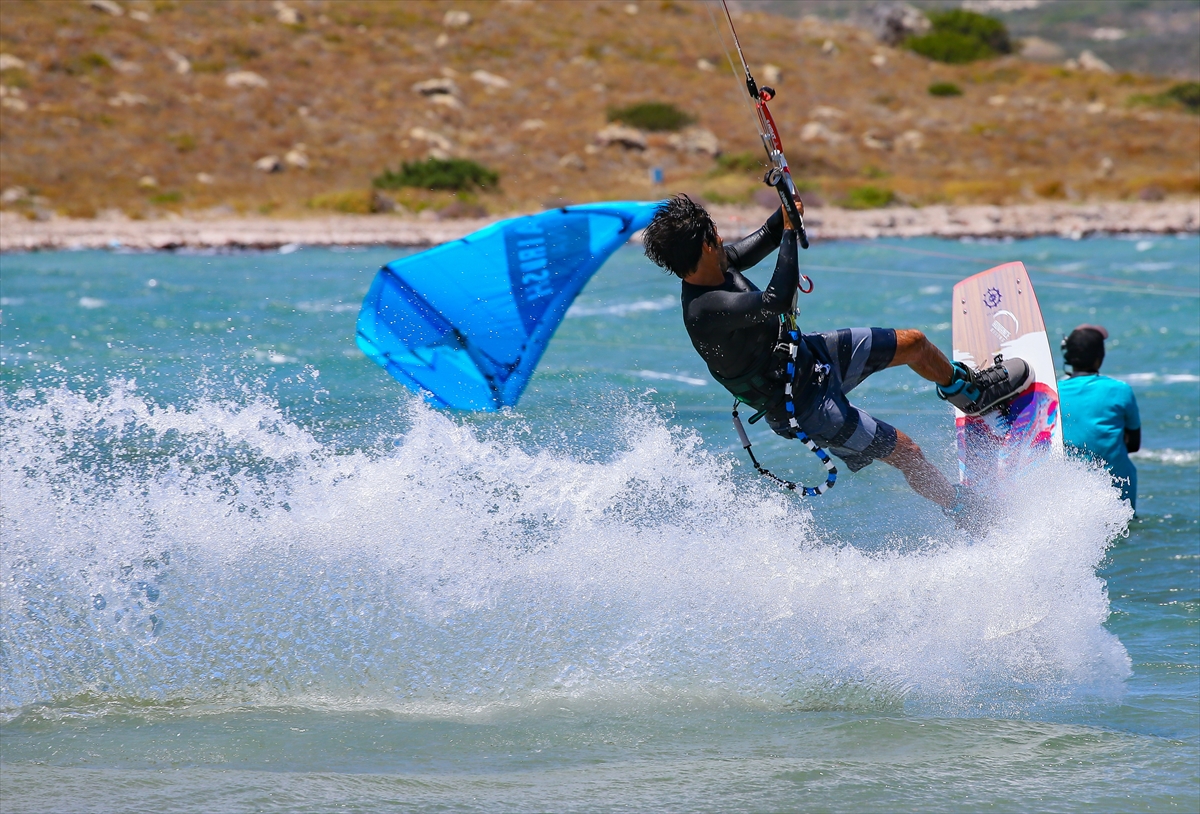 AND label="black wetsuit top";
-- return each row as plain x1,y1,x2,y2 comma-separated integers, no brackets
680,209,813,390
